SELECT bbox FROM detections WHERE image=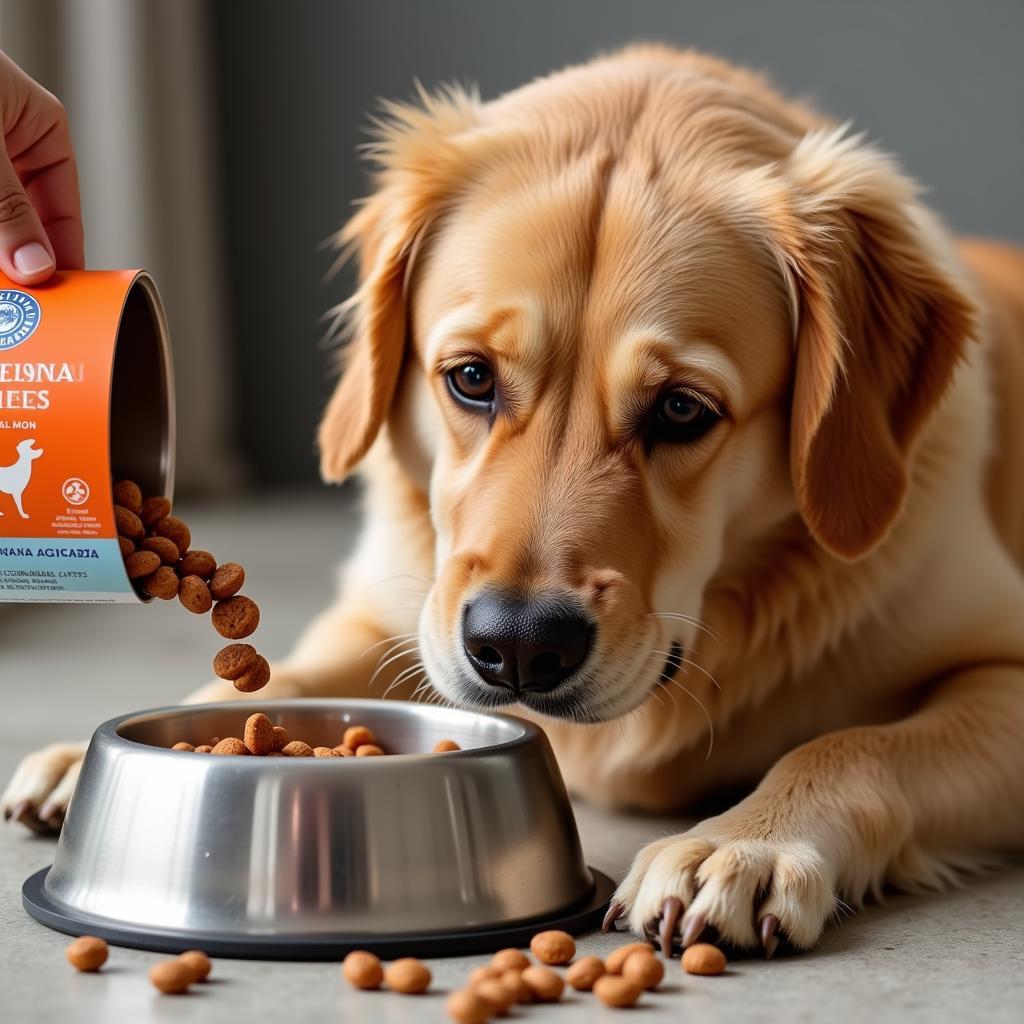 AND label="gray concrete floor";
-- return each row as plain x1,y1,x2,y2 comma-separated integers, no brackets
1,492,1022,1023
